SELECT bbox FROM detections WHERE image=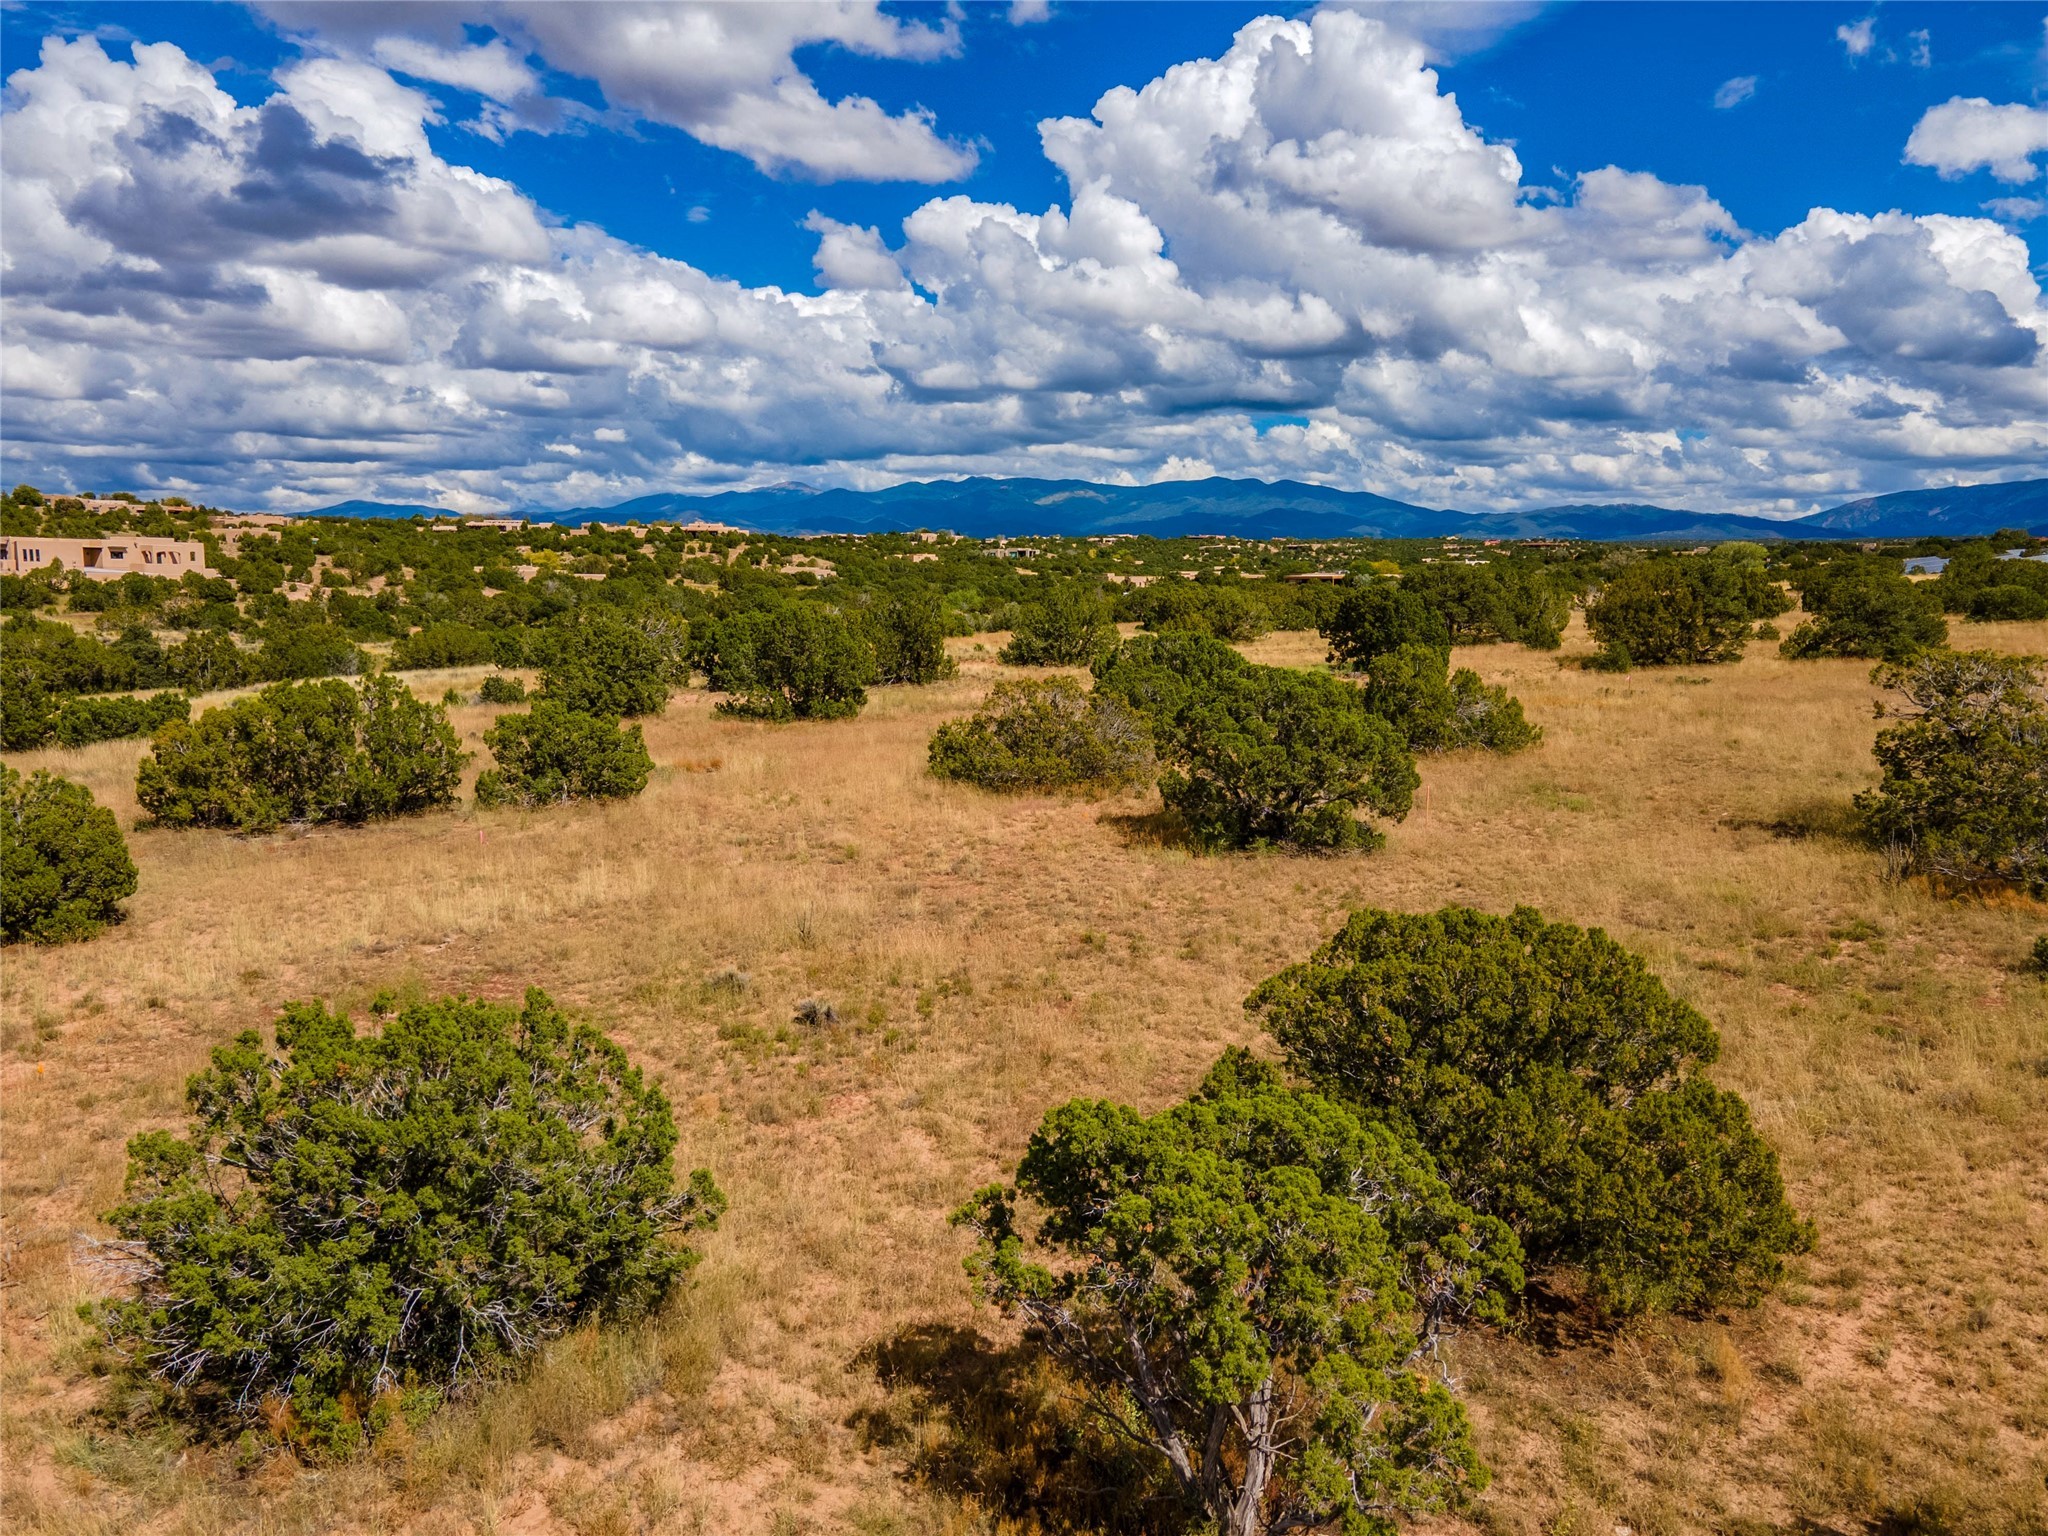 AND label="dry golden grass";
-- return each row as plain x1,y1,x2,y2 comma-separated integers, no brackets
4,618,2046,1536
